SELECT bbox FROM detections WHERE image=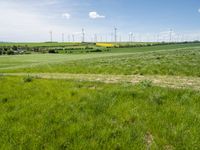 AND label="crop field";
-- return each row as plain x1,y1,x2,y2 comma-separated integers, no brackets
1,43,200,149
